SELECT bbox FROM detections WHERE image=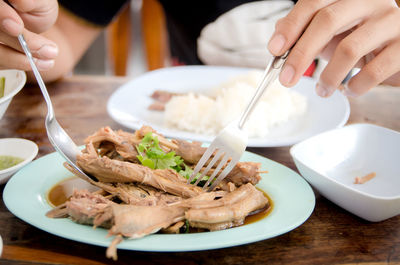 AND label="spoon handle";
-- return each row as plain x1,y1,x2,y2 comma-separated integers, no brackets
18,34,54,119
